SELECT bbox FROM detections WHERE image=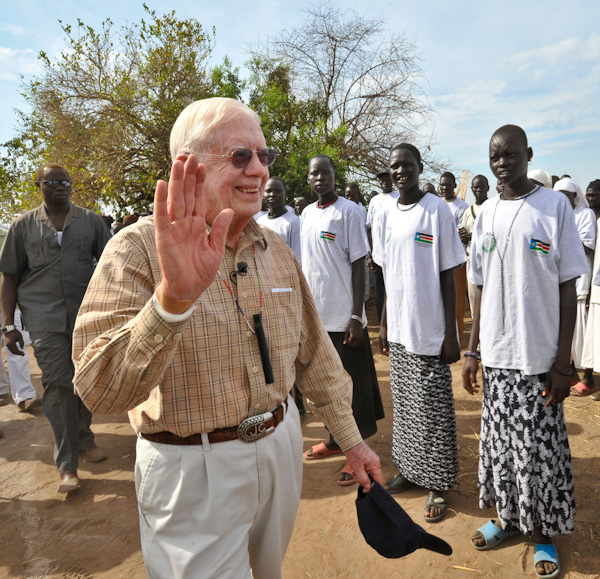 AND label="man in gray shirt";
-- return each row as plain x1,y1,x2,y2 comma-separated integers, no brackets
0,163,112,492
